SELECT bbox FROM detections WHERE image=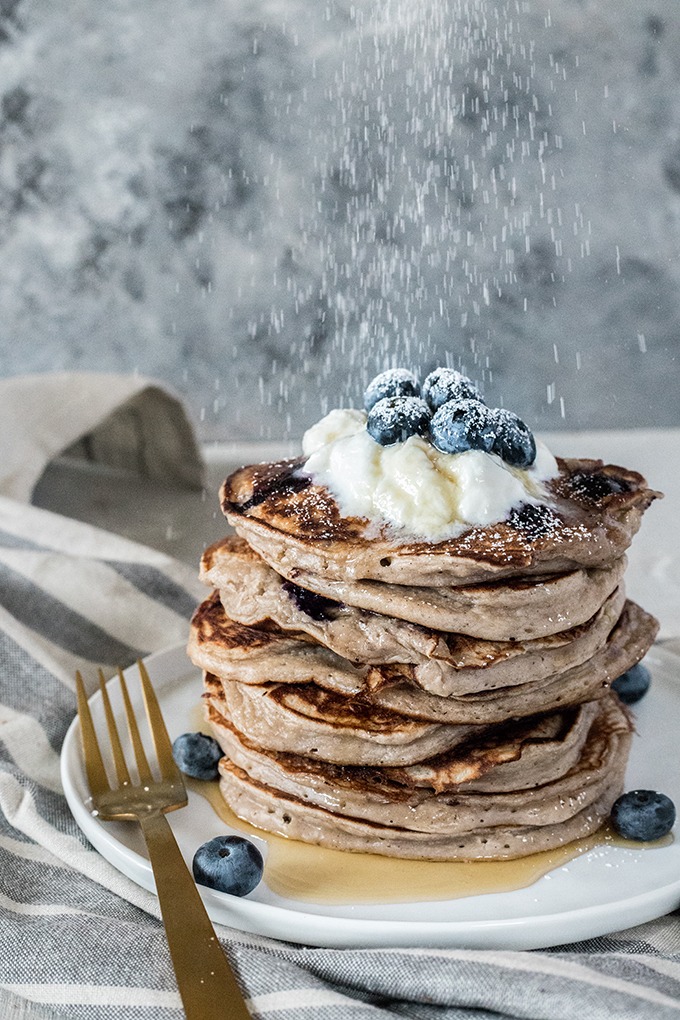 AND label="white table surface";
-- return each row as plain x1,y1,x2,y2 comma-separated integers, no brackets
32,429,680,643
